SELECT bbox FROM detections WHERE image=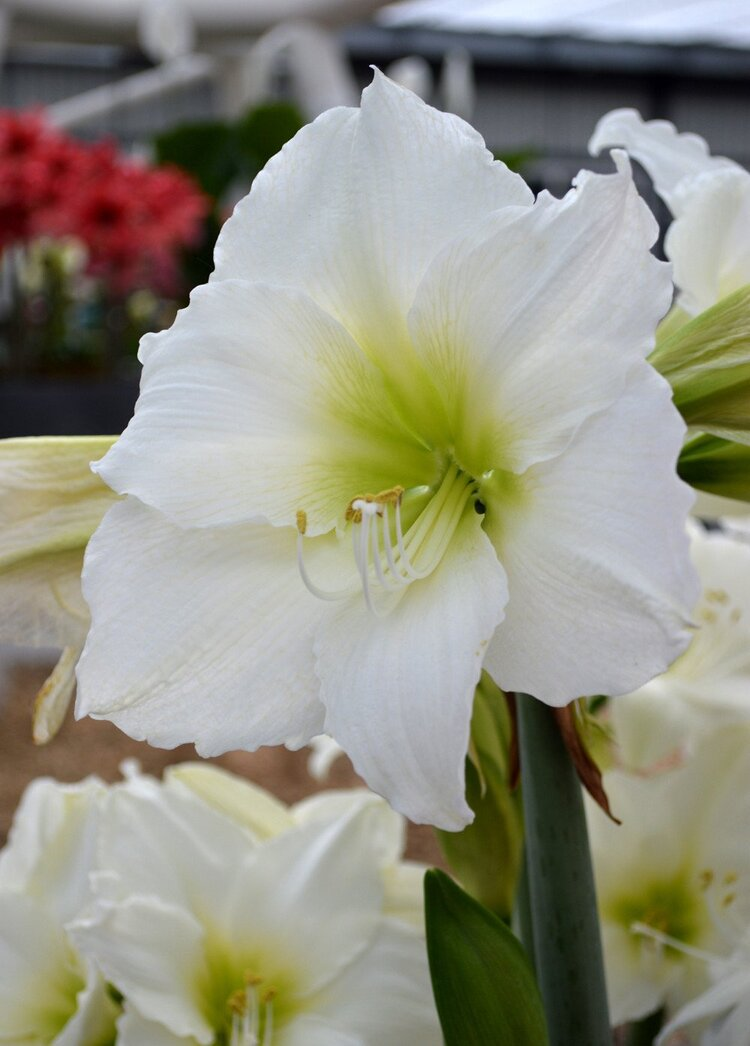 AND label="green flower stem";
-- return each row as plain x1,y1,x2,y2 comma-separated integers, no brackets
513,848,536,974
517,693,611,1046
